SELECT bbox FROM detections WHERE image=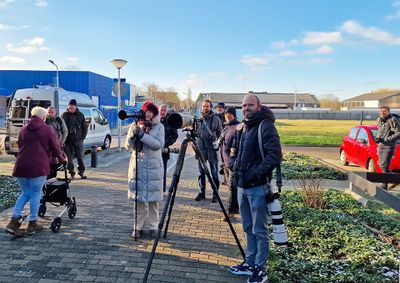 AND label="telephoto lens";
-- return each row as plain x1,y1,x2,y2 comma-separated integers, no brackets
267,194,288,245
